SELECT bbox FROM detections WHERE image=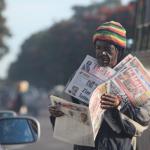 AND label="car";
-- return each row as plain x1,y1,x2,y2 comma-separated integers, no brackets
0,113,40,150
0,110,17,118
